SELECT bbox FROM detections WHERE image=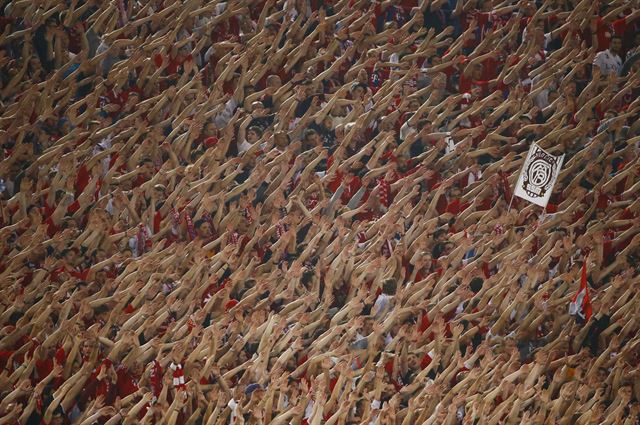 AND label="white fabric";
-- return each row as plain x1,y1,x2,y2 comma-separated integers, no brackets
237,139,253,154
514,143,564,208
593,49,622,75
